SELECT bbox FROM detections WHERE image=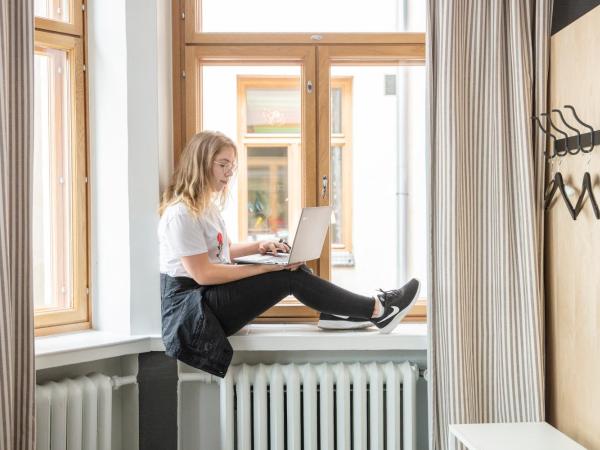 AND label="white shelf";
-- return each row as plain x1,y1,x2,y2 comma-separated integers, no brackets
449,422,587,450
